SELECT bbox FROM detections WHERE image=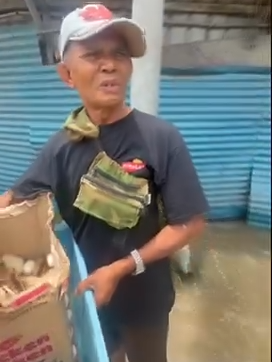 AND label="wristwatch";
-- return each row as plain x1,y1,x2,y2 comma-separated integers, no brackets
130,249,145,275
